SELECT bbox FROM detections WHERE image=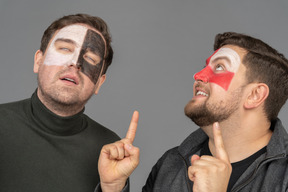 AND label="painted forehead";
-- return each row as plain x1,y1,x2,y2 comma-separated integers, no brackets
208,47,241,73
51,24,106,58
